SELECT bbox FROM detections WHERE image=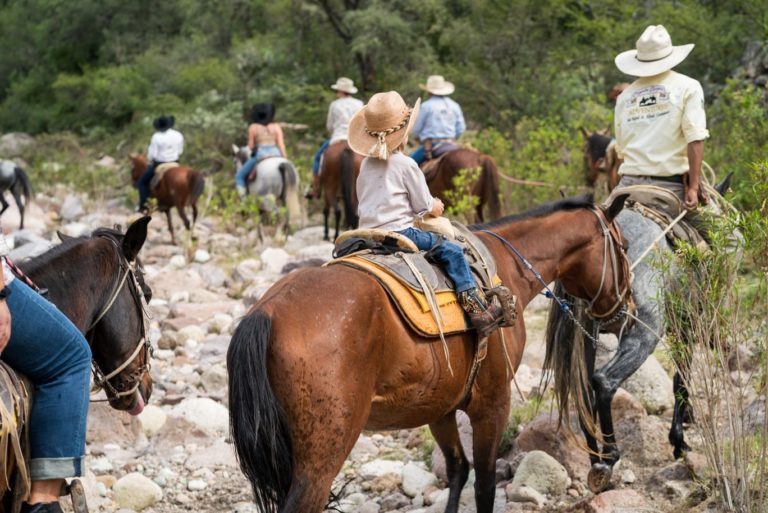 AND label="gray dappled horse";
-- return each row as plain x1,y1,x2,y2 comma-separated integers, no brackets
232,146,302,230
0,160,32,229
546,175,735,493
